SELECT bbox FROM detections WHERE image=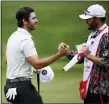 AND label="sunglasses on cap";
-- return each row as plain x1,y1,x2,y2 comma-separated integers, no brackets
84,10,102,17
